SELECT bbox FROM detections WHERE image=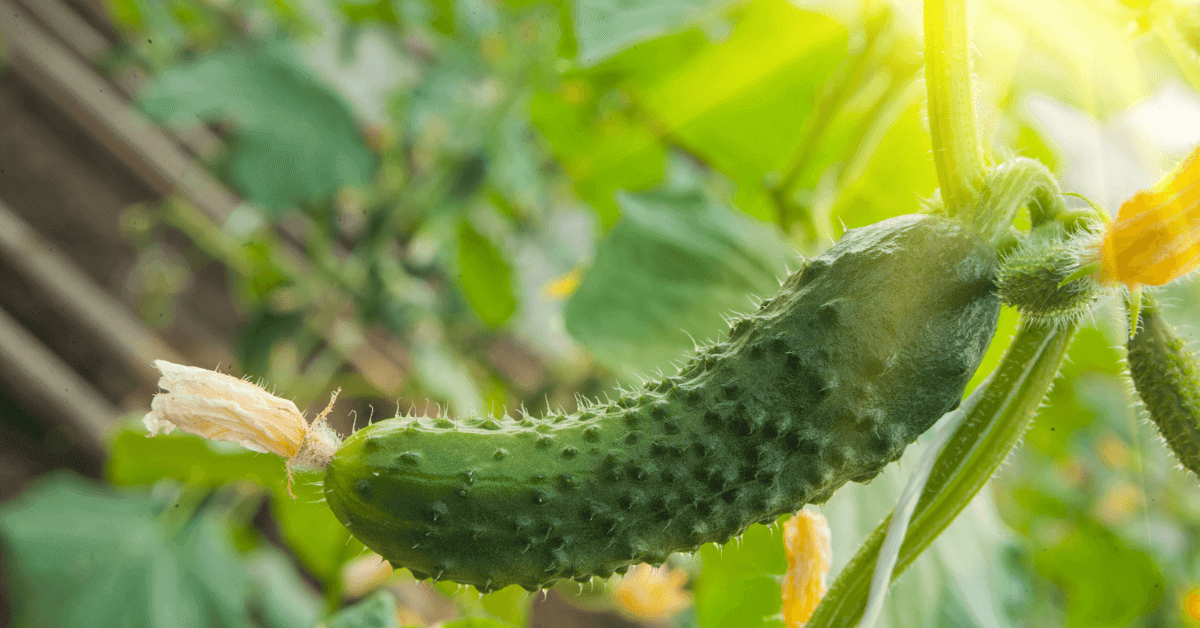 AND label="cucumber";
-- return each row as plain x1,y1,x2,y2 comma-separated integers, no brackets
324,213,1002,592
1127,295,1200,479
